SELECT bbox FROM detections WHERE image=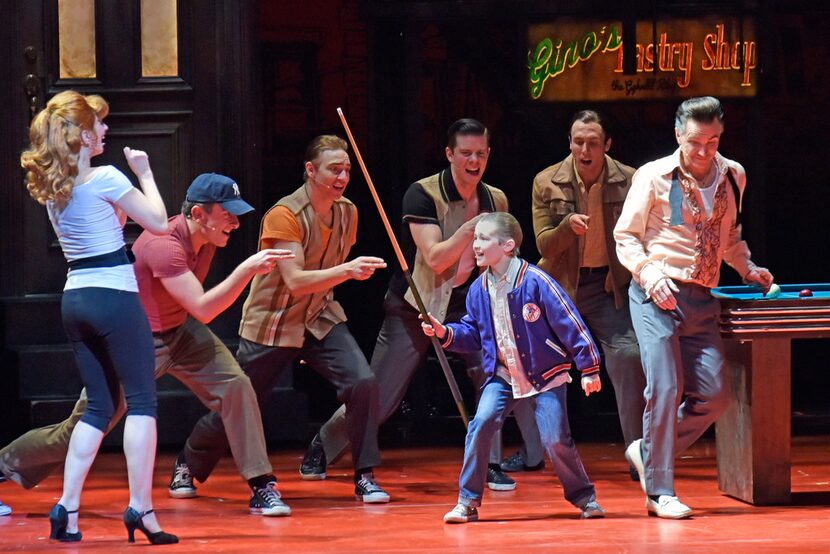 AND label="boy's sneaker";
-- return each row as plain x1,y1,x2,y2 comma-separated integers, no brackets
580,500,606,519
443,503,478,523
249,481,292,516
168,458,197,499
0,499,11,516
499,451,545,473
354,473,390,503
299,434,326,480
486,466,517,491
